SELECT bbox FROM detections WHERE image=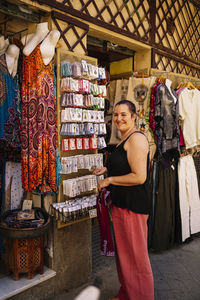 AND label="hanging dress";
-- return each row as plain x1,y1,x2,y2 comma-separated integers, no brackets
21,42,57,192
0,54,21,153
0,54,21,215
